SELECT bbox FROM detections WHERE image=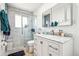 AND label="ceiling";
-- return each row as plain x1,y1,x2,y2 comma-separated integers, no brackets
8,3,43,12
